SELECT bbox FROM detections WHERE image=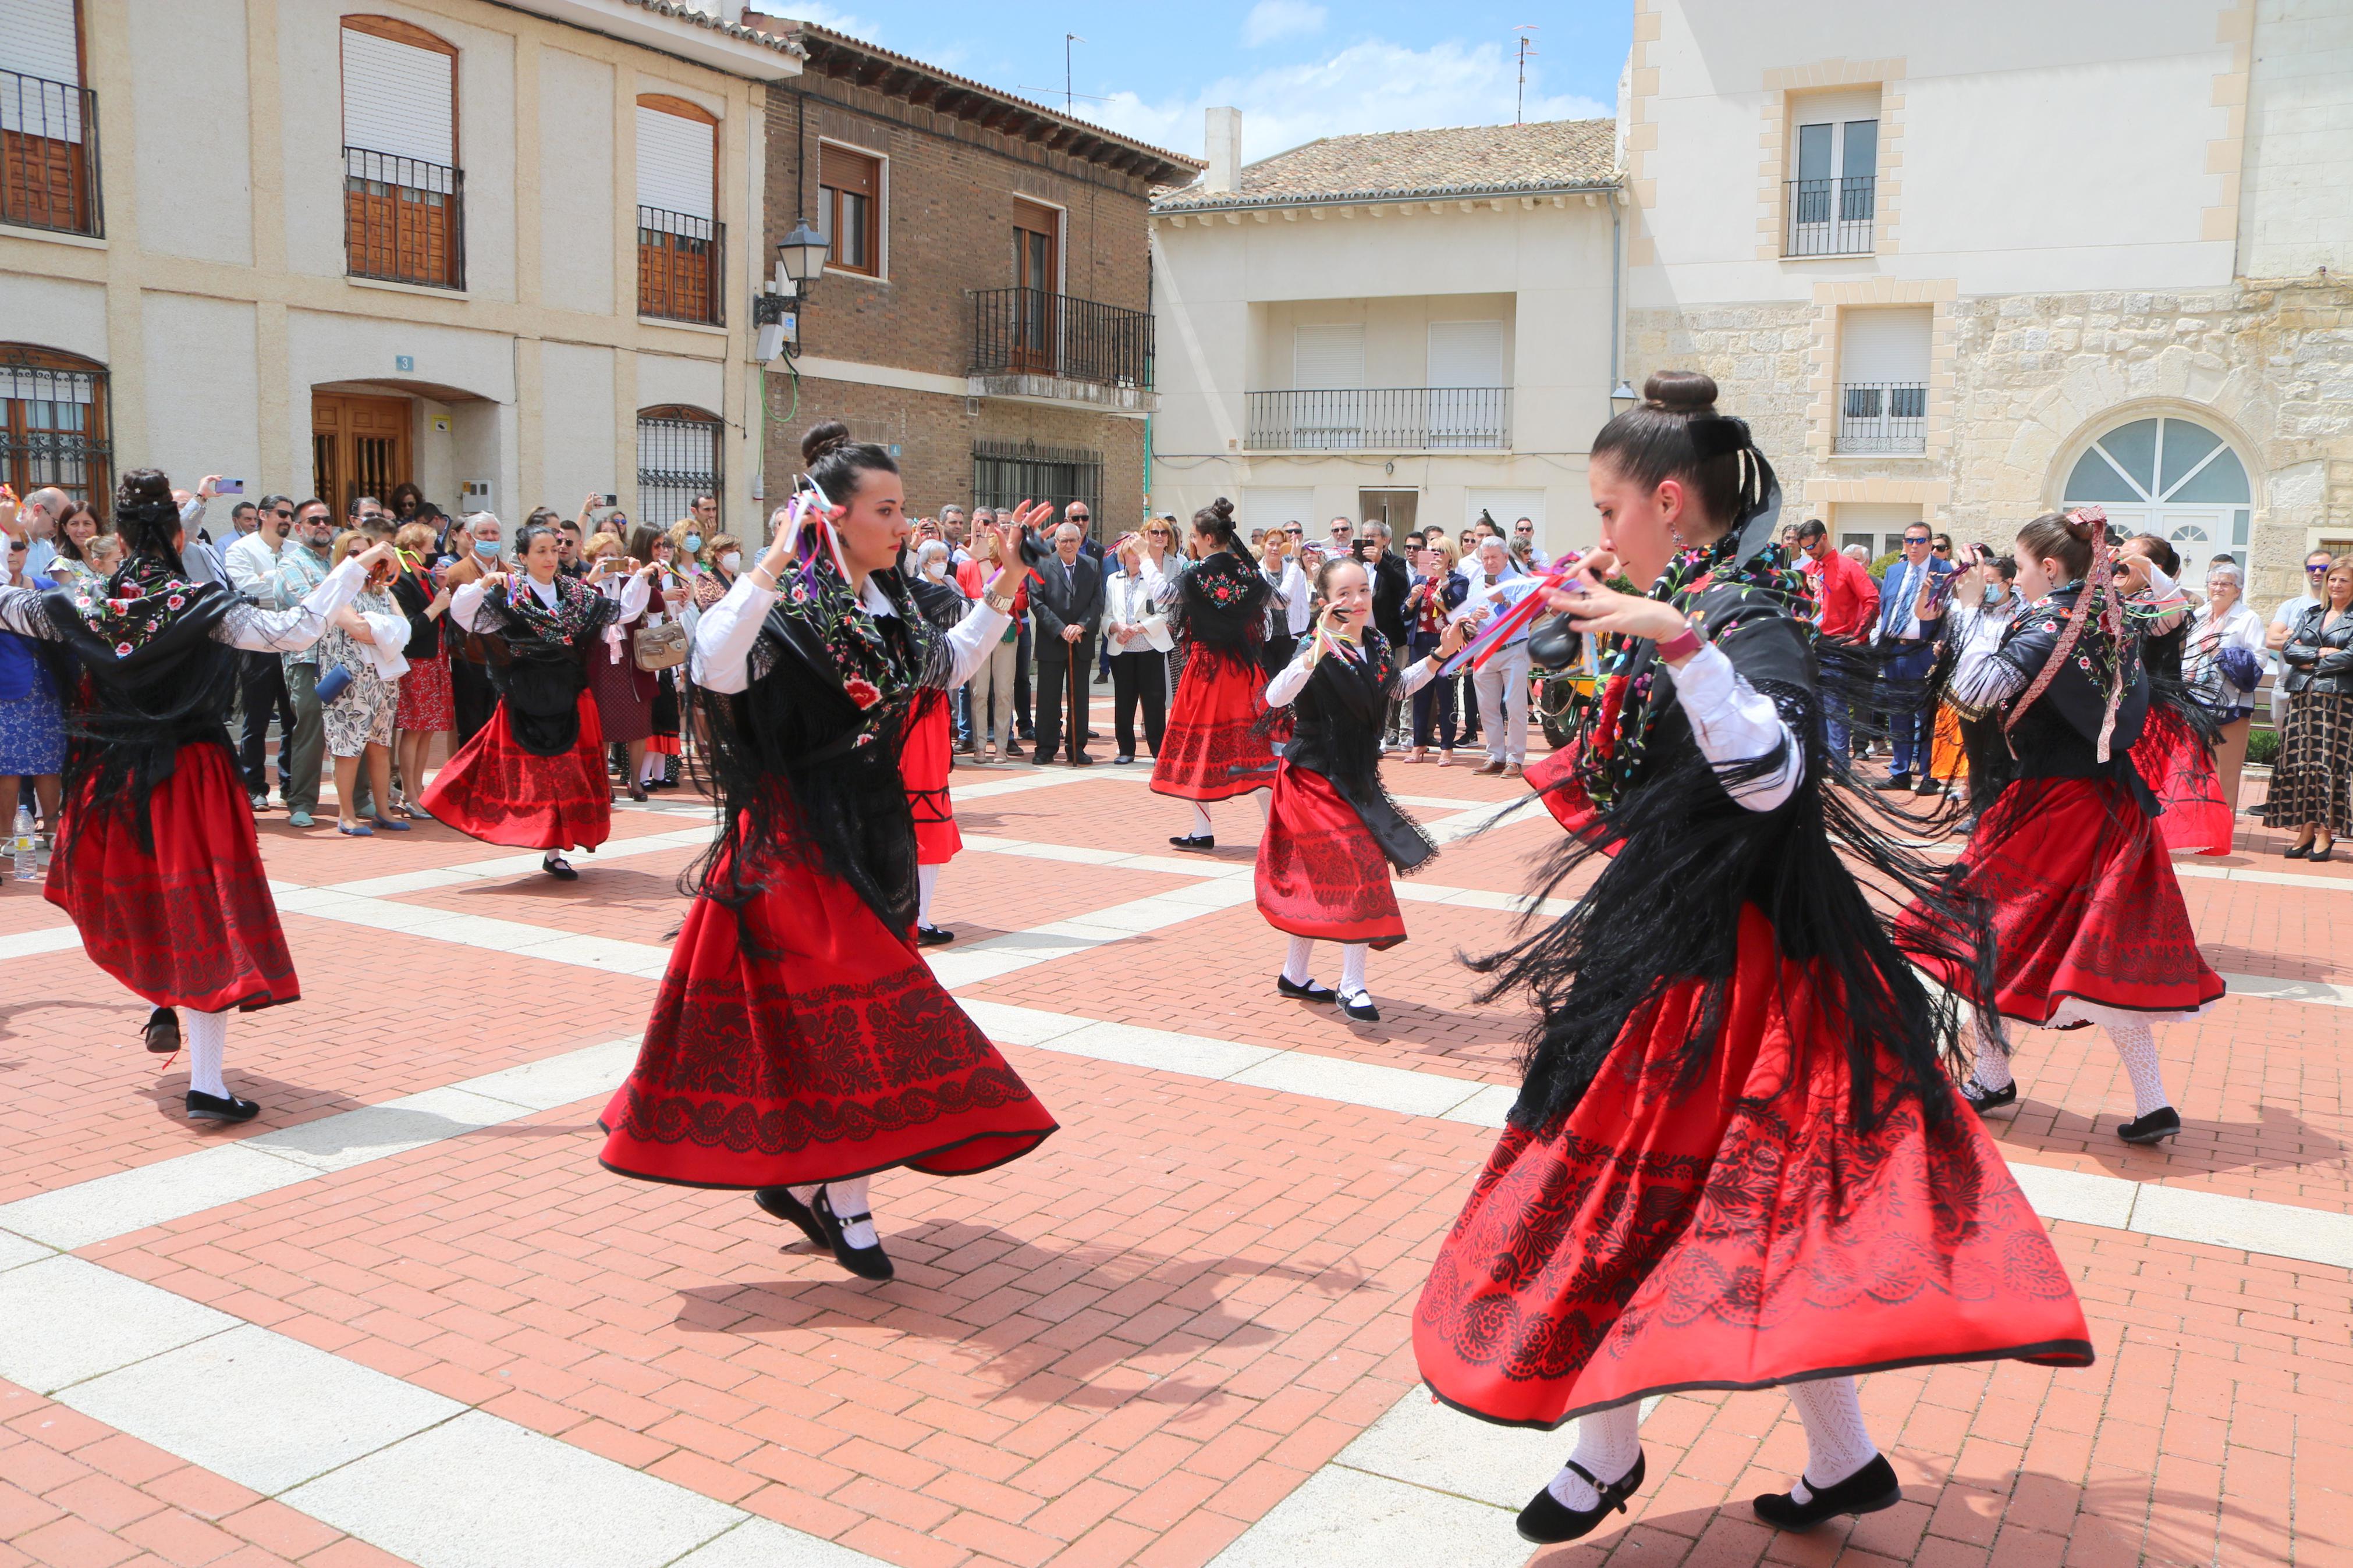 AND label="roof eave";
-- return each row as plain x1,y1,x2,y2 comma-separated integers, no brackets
512,0,804,78
1152,176,1624,218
